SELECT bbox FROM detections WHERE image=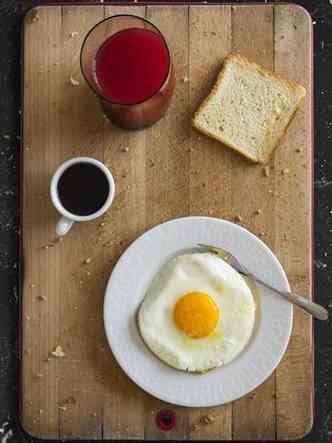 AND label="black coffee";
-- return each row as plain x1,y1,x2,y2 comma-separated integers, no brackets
58,163,110,216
